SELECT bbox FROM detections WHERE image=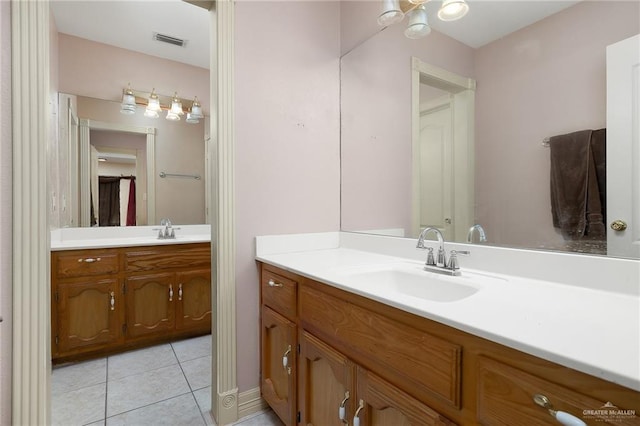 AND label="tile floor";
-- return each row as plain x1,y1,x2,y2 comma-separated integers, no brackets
52,335,283,426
